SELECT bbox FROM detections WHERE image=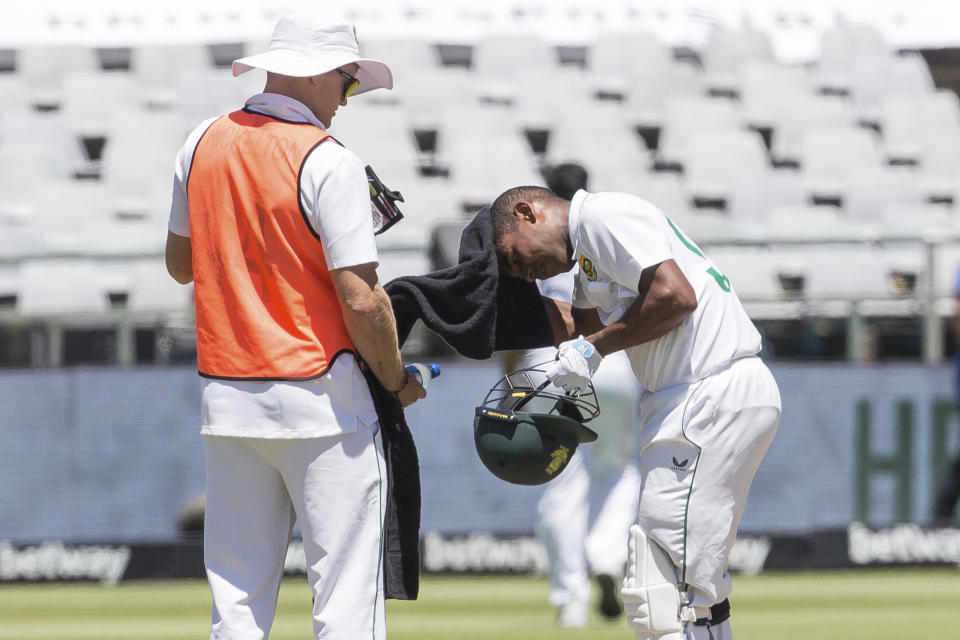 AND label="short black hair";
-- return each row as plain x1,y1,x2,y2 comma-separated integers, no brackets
490,186,556,242
545,163,588,200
